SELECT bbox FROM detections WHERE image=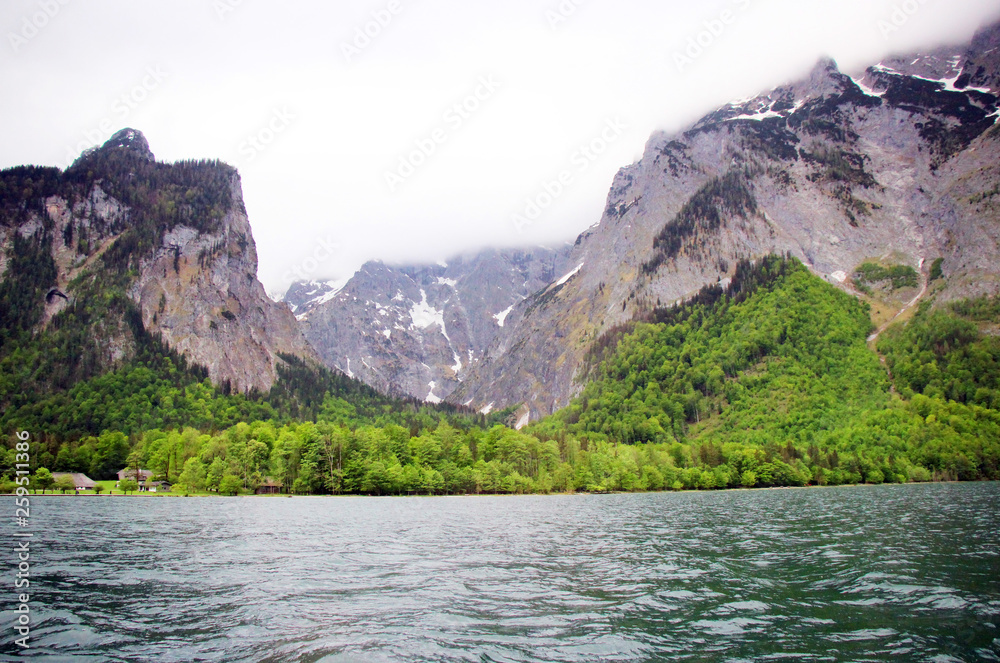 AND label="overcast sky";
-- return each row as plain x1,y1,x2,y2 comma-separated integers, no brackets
2,0,999,296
